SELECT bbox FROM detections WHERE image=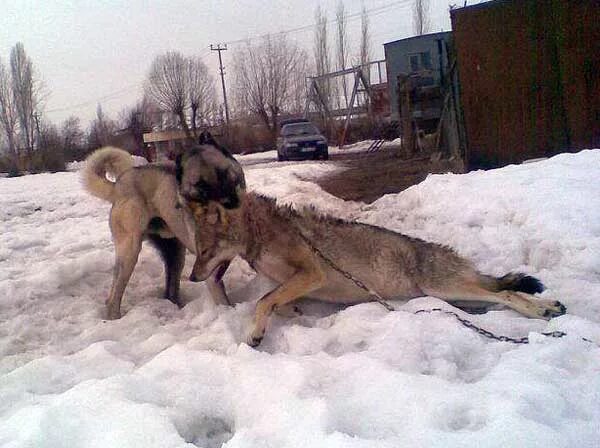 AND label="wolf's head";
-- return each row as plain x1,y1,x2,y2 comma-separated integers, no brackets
176,132,246,209
187,201,241,282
